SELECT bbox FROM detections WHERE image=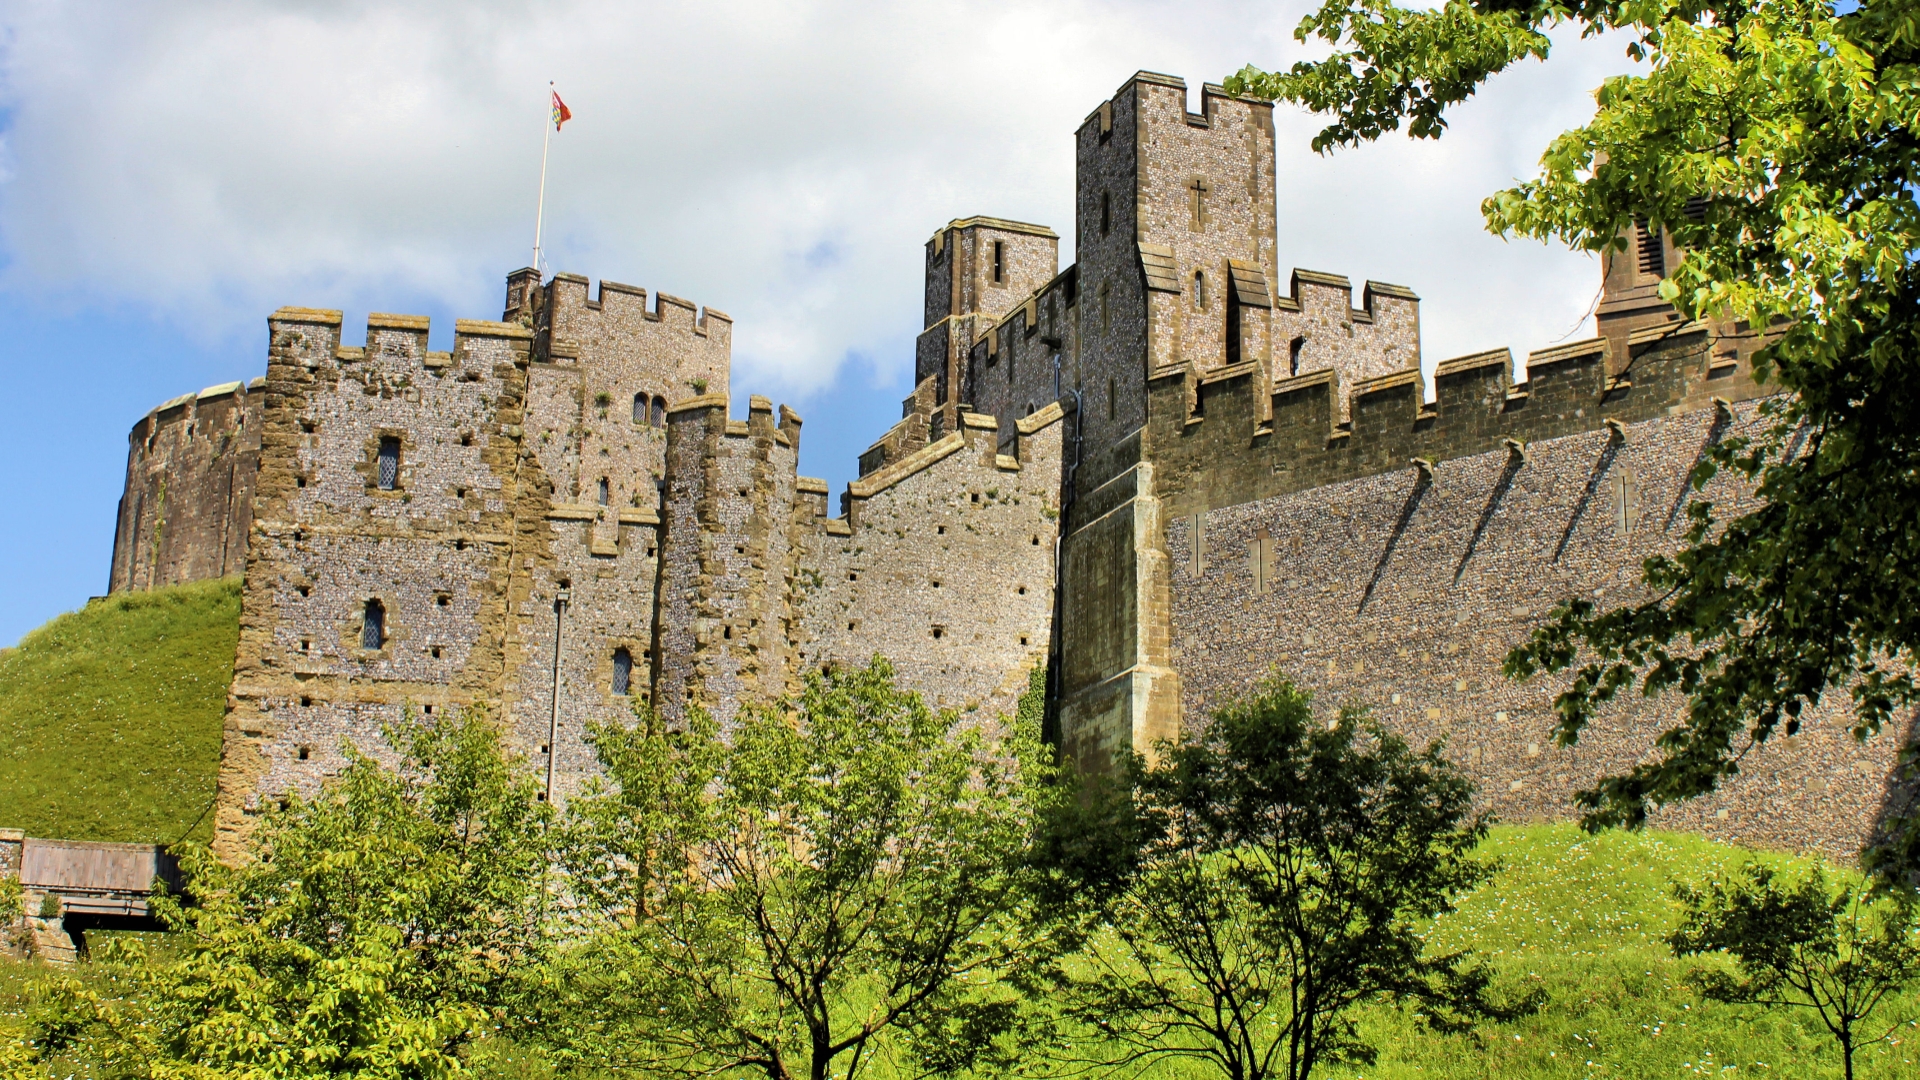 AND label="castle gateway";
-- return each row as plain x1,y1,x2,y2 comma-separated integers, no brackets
107,72,1906,860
